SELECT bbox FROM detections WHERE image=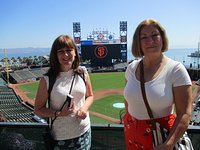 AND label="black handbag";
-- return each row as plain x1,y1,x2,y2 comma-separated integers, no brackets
43,129,56,150
154,122,194,150
139,60,194,150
